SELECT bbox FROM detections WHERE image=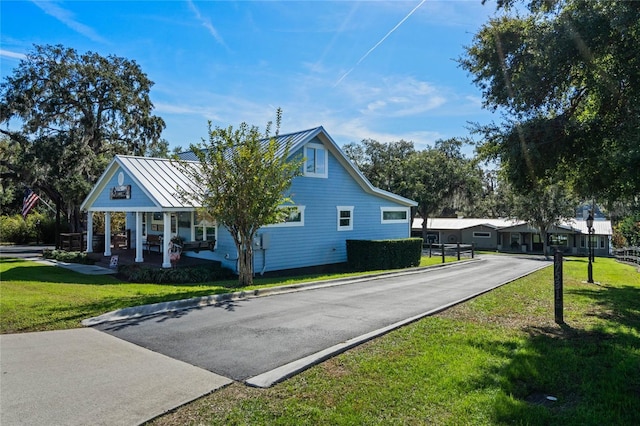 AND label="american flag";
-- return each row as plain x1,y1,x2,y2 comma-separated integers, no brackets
22,188,39,218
